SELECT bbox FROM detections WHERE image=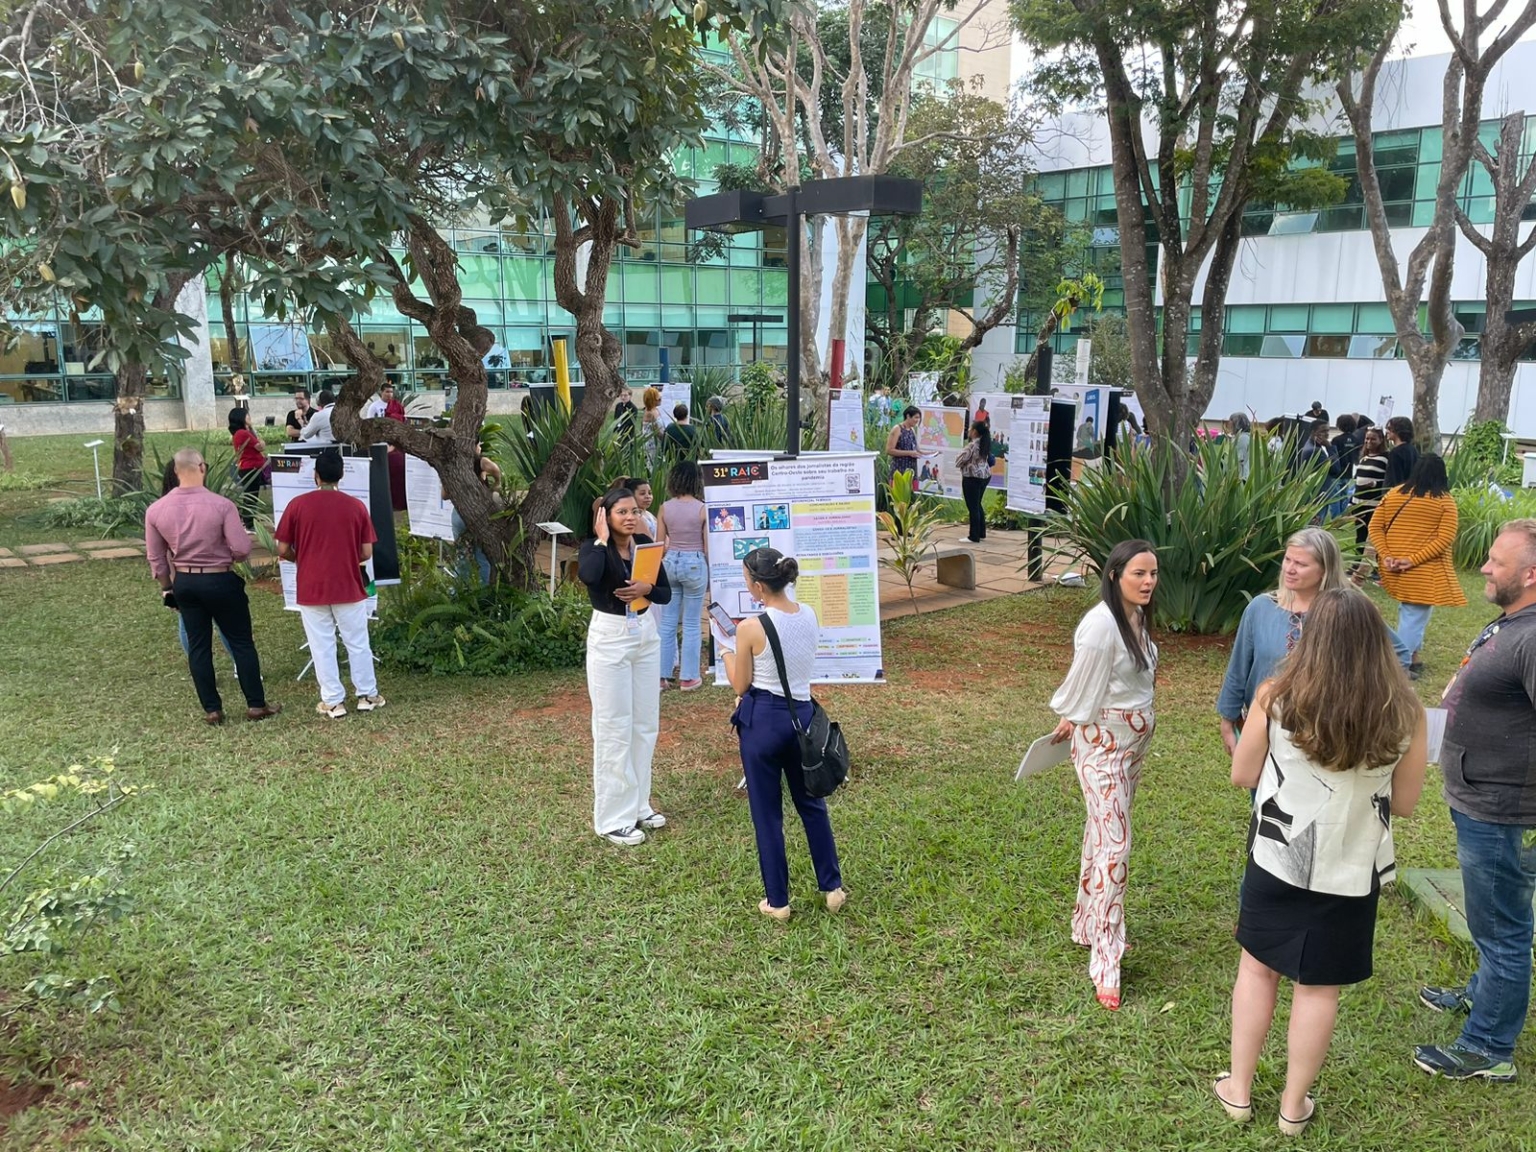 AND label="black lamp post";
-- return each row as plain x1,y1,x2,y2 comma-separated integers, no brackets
687,176,923,456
